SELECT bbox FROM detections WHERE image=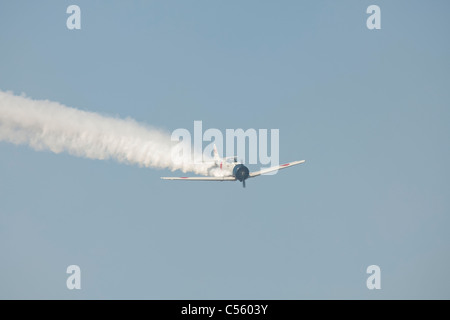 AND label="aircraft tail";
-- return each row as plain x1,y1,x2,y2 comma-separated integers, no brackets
213,144,220,161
